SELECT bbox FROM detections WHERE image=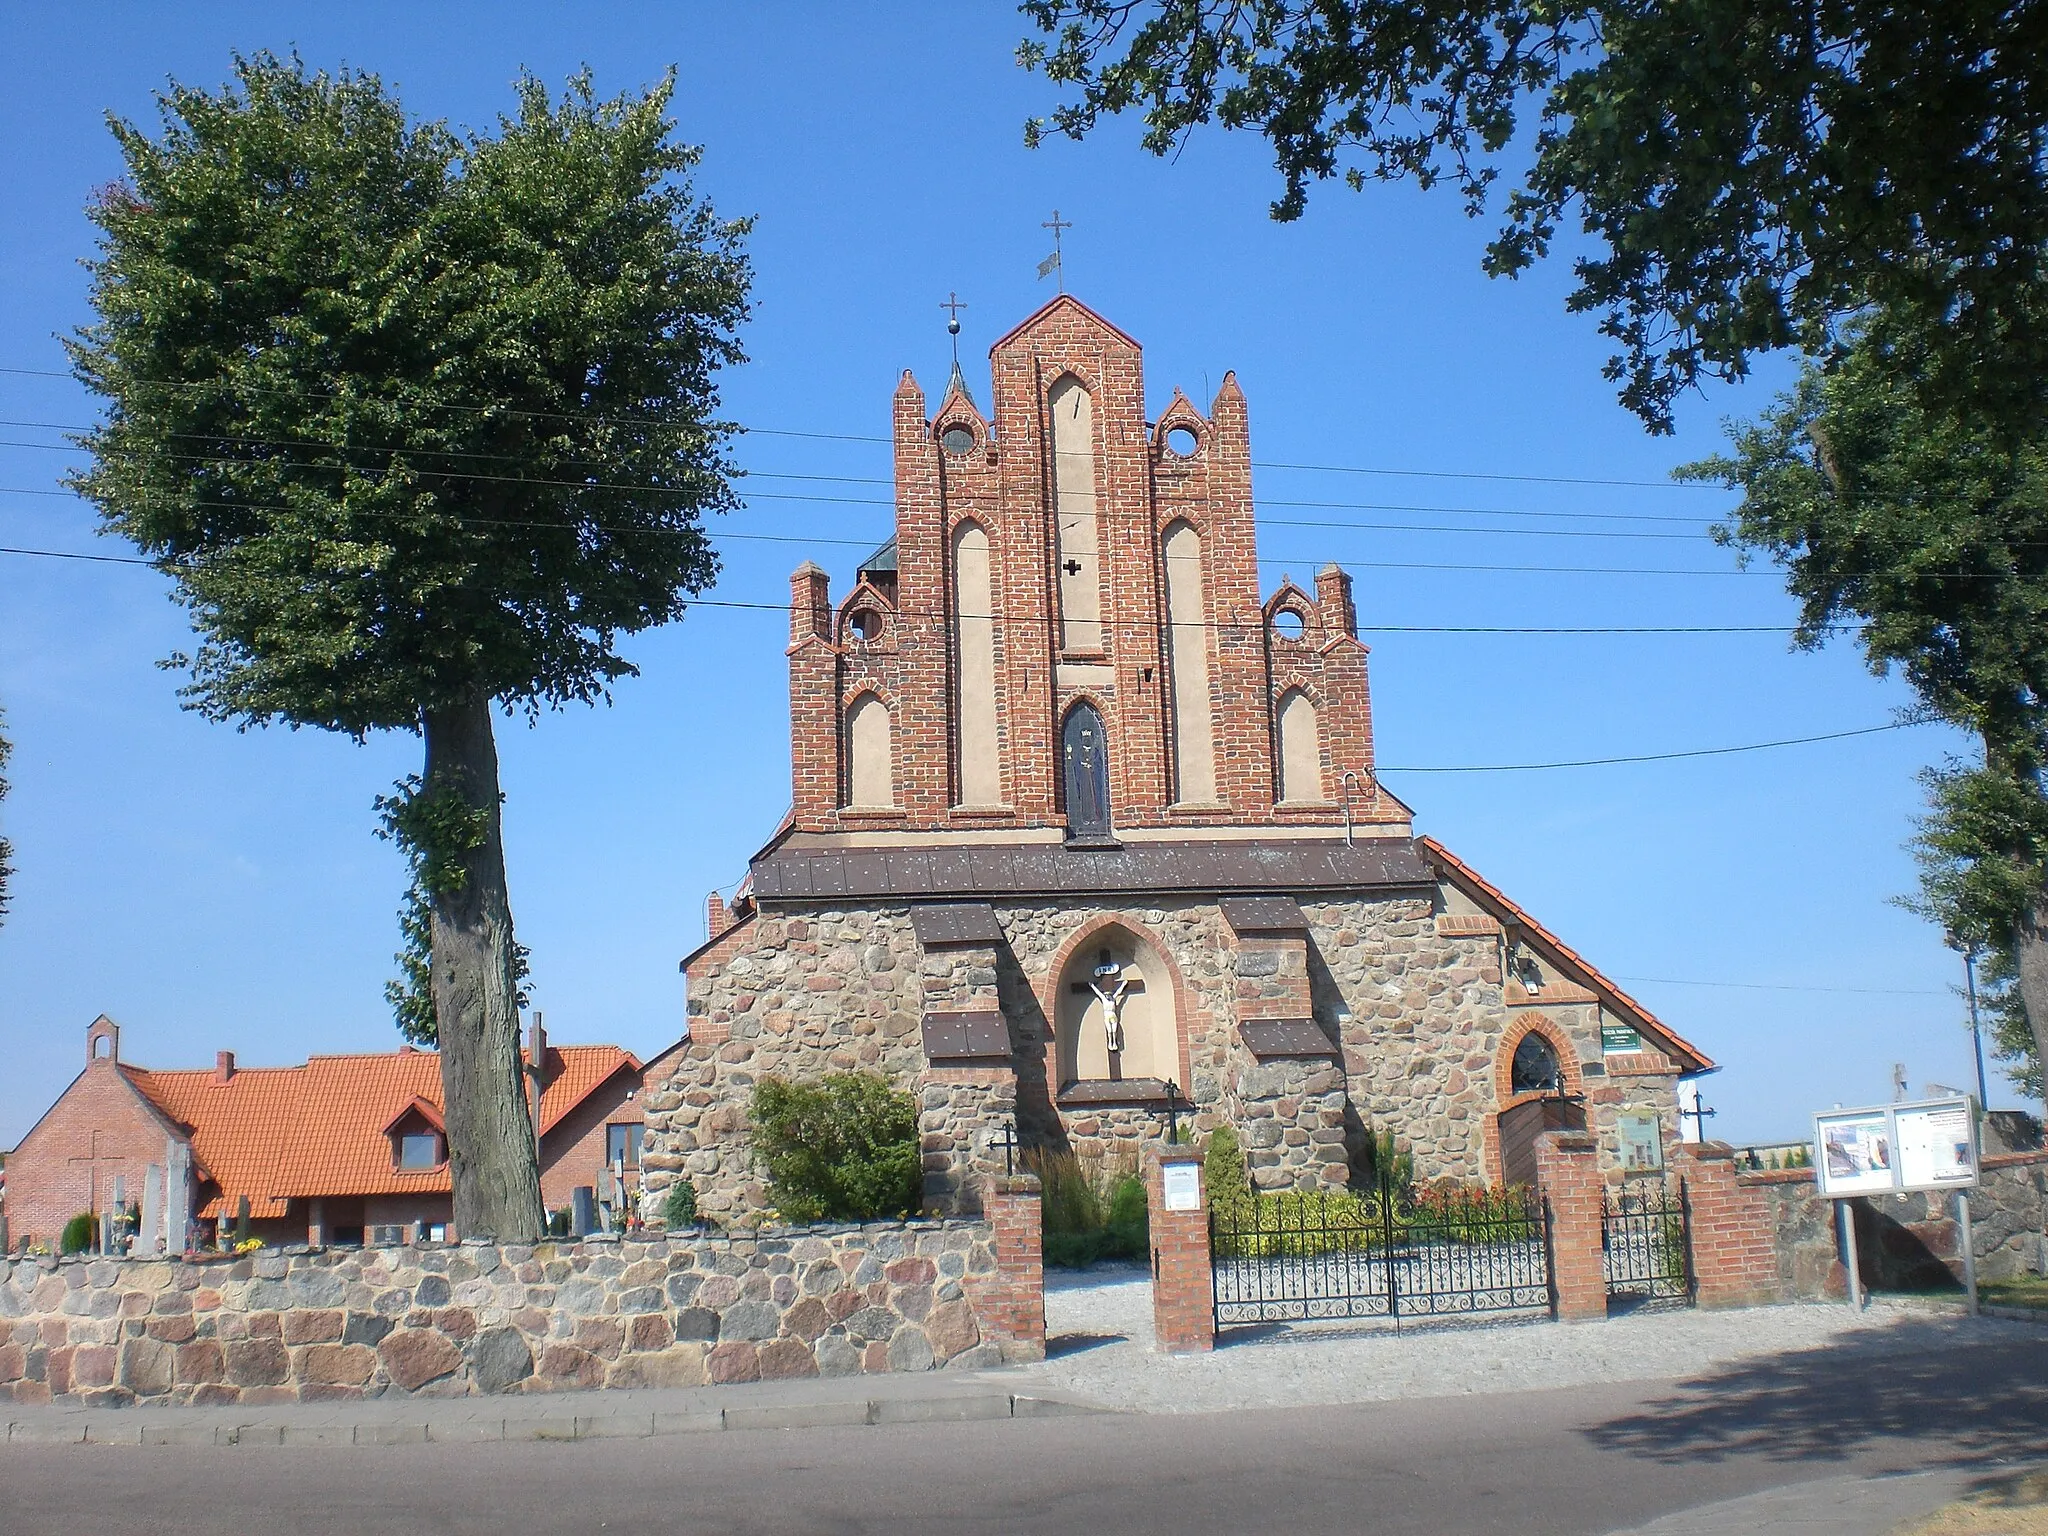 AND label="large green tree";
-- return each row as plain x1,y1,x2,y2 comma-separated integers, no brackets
69,55,751,1239
1019,1,2048,432
1680,323,2048,1094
